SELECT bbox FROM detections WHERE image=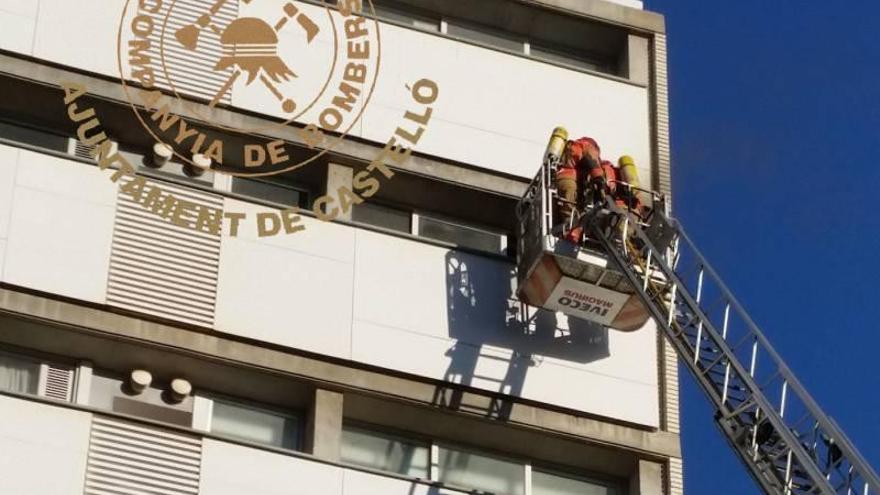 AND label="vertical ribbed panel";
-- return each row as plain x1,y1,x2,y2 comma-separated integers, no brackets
650,32,680,437
652,32,682,495
42,365,73,402
85,416,202,495
148,0,239,104
107,178,223,328
667,457,684,495
663,340,680,434
652,33,672,200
